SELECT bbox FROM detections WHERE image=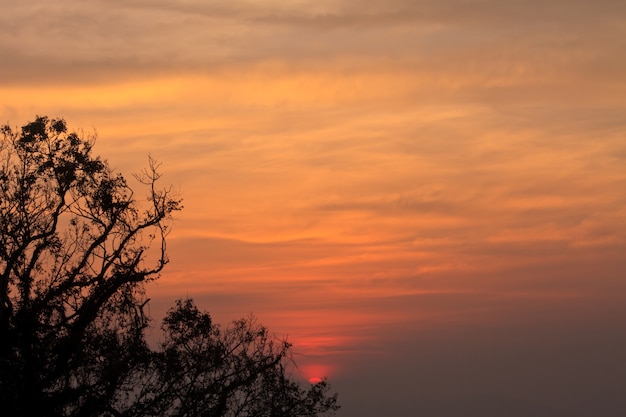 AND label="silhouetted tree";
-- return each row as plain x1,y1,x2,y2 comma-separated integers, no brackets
124,299,339,417
0,117,339,417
